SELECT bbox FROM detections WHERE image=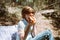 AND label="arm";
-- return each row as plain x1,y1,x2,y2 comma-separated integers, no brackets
23,16,36,40
23,24,31,40
18,15,36,40
31,25,35,38
18,21,32,40
18,30,24,40
18,21,25,40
